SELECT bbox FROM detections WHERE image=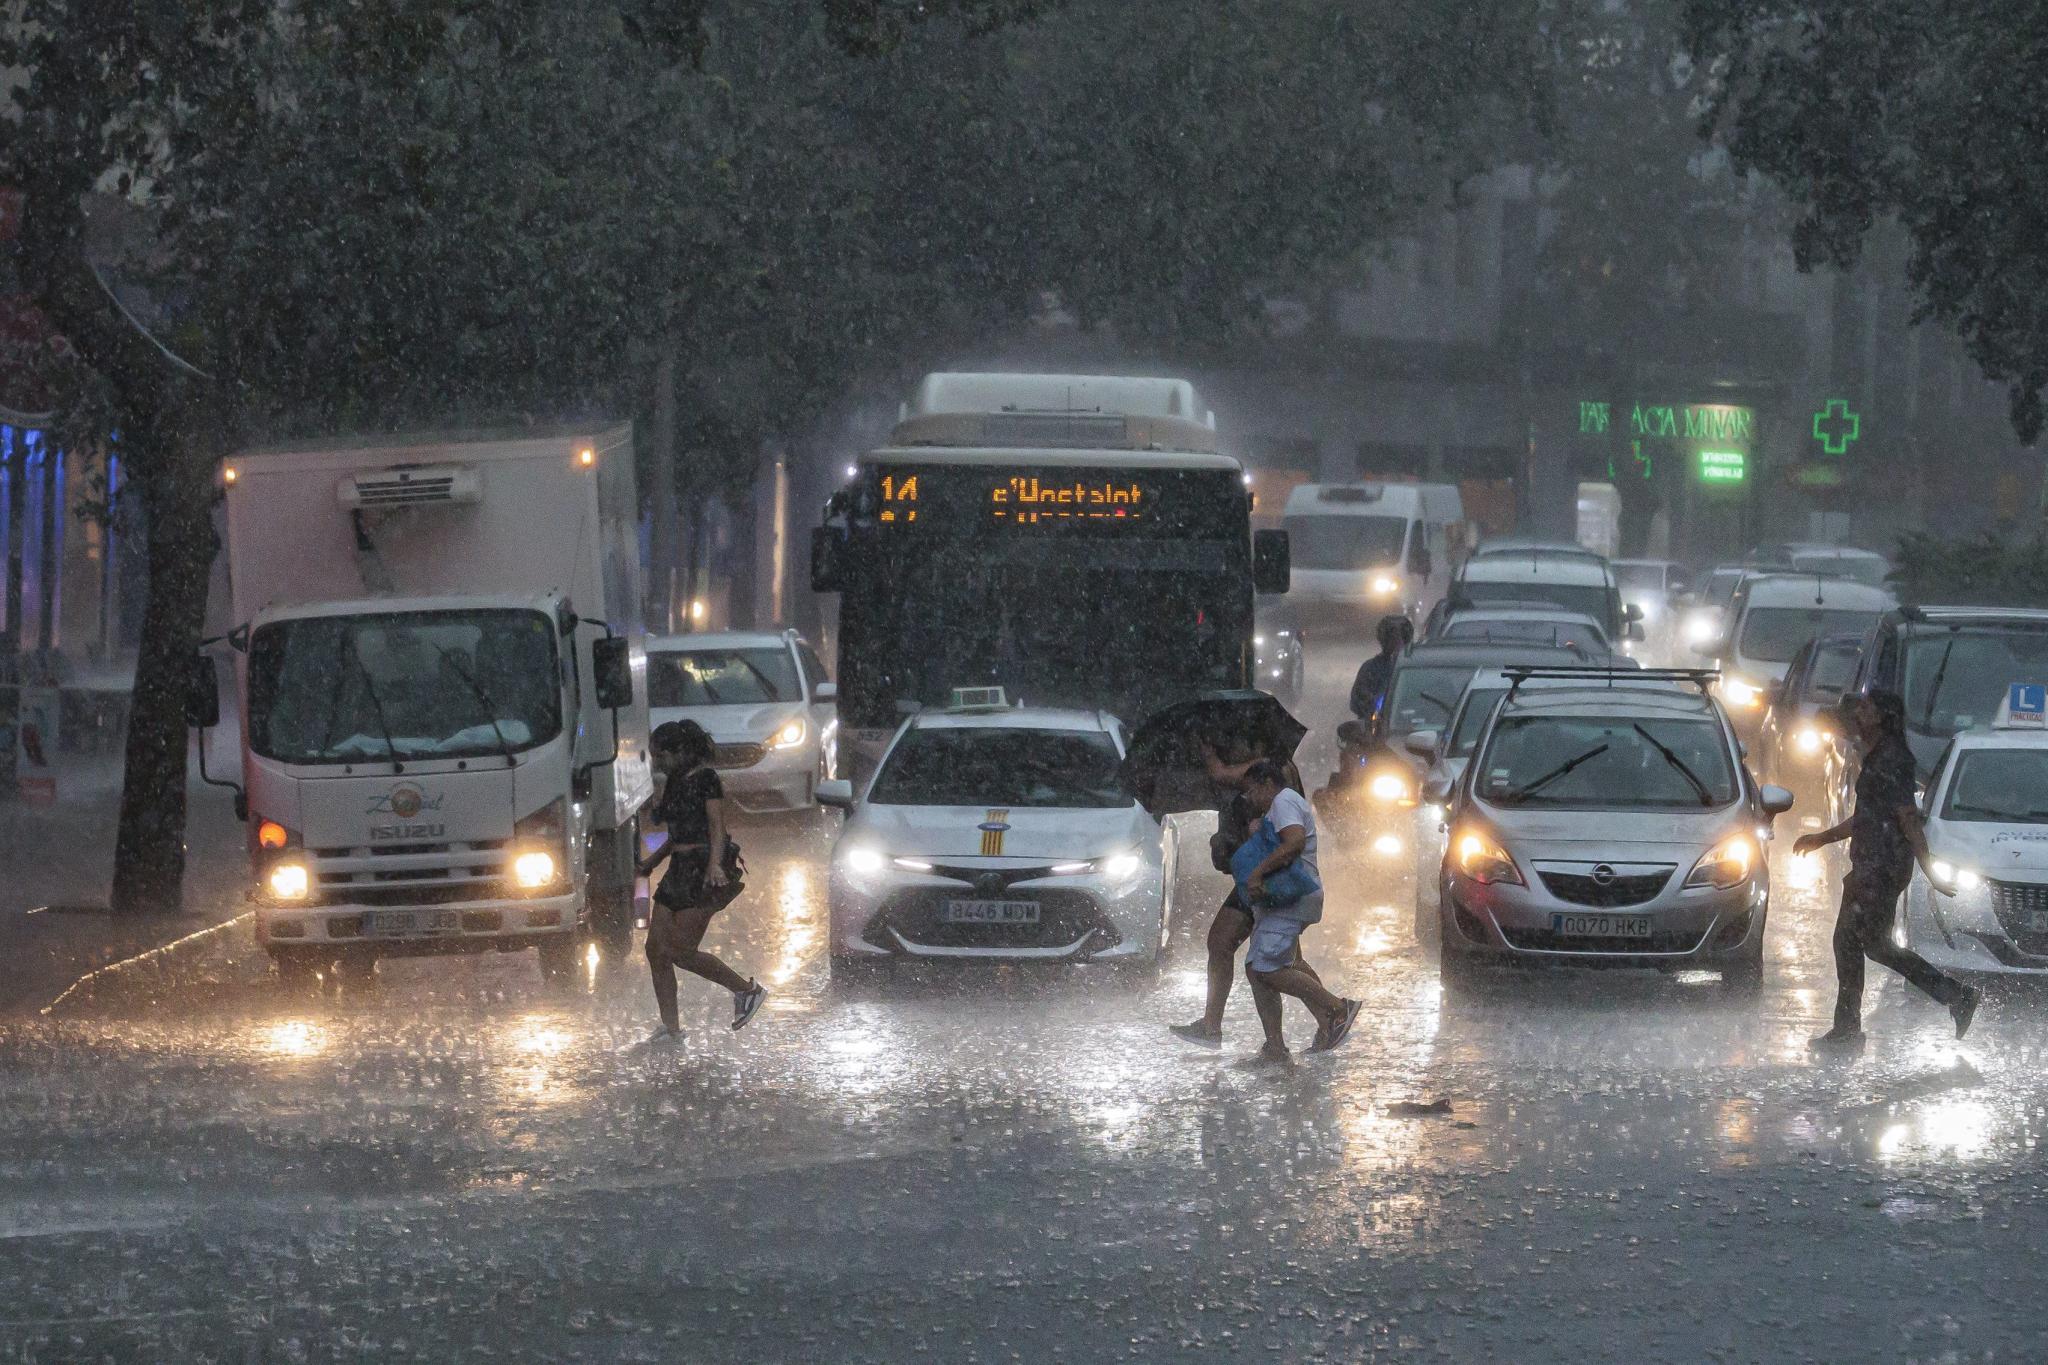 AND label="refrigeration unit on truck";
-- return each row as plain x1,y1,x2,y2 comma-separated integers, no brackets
195,426,654,982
